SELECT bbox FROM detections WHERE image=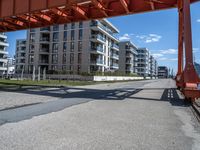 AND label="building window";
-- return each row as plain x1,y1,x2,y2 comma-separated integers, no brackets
71,30,75,40
52,43,58,53
70,53,74,64
78,41,82,51
79,22,83,28
70,42,74,52
64,24,68,30
63,42,67,52
53,25,59,31
71,23,75,29
52,54,58,64
63,53,66,64
79,29,83,40
53,32,59,42
63,31,67,41
78,53,82,64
